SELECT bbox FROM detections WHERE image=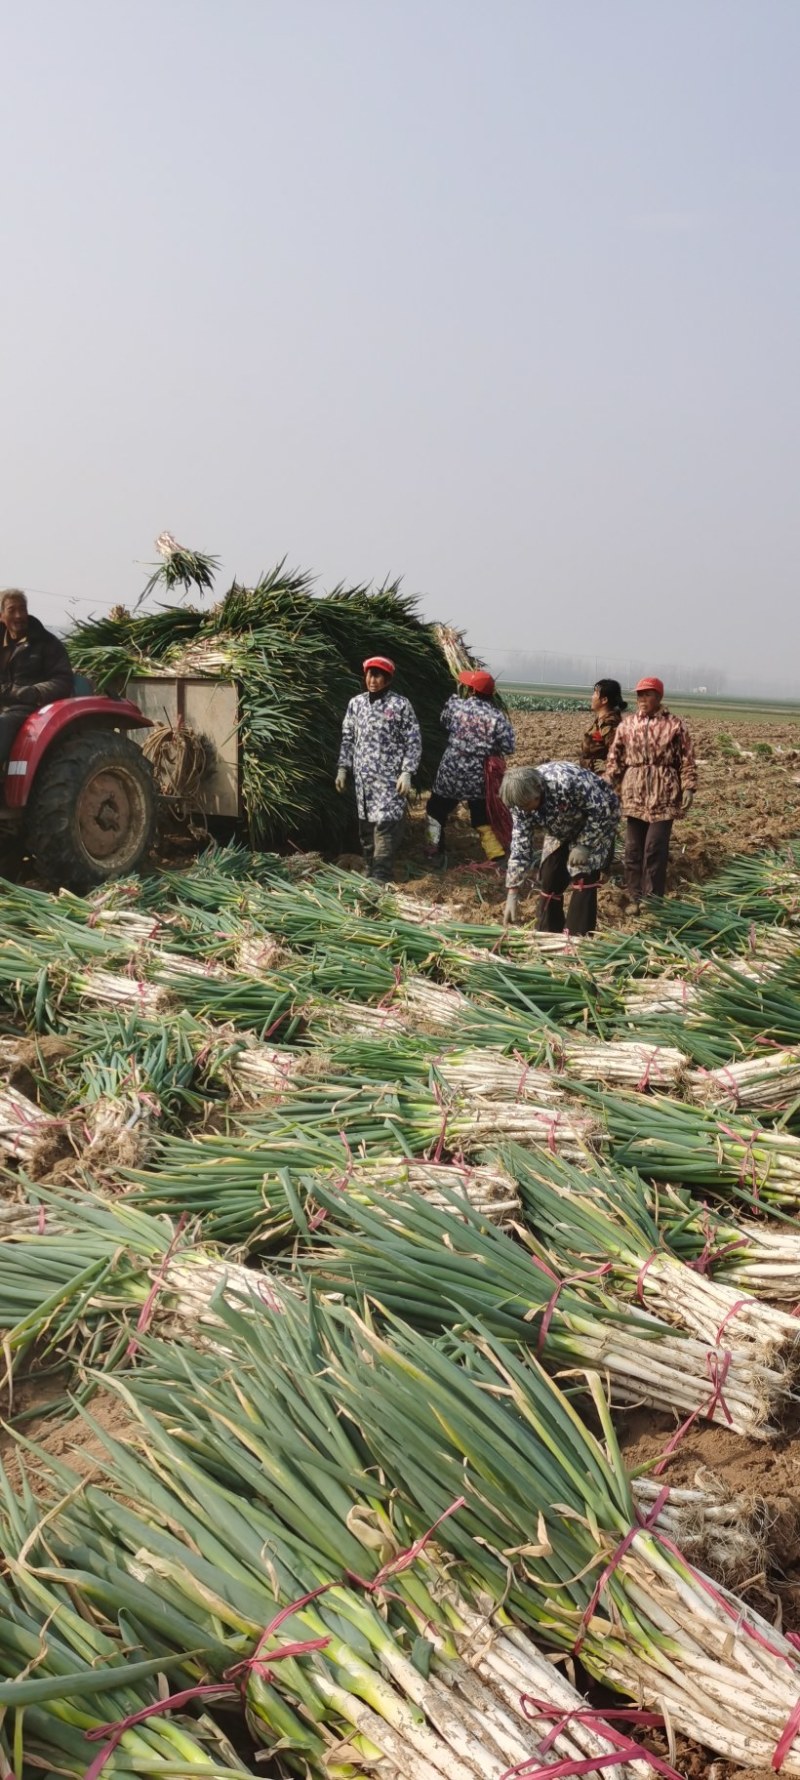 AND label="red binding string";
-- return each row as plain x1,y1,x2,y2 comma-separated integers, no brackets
572,1486,669,1656
361,1496,466,1589
635,1252,659,1303
429,1079,450,1162
653,1349,733,1474
513,1049,532,1101
715,1298,748,1344
636,1048,660,1092
717,1122,760,1198
497,1696,683,1780
84,1588,334,1780
125,1214,189,1359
